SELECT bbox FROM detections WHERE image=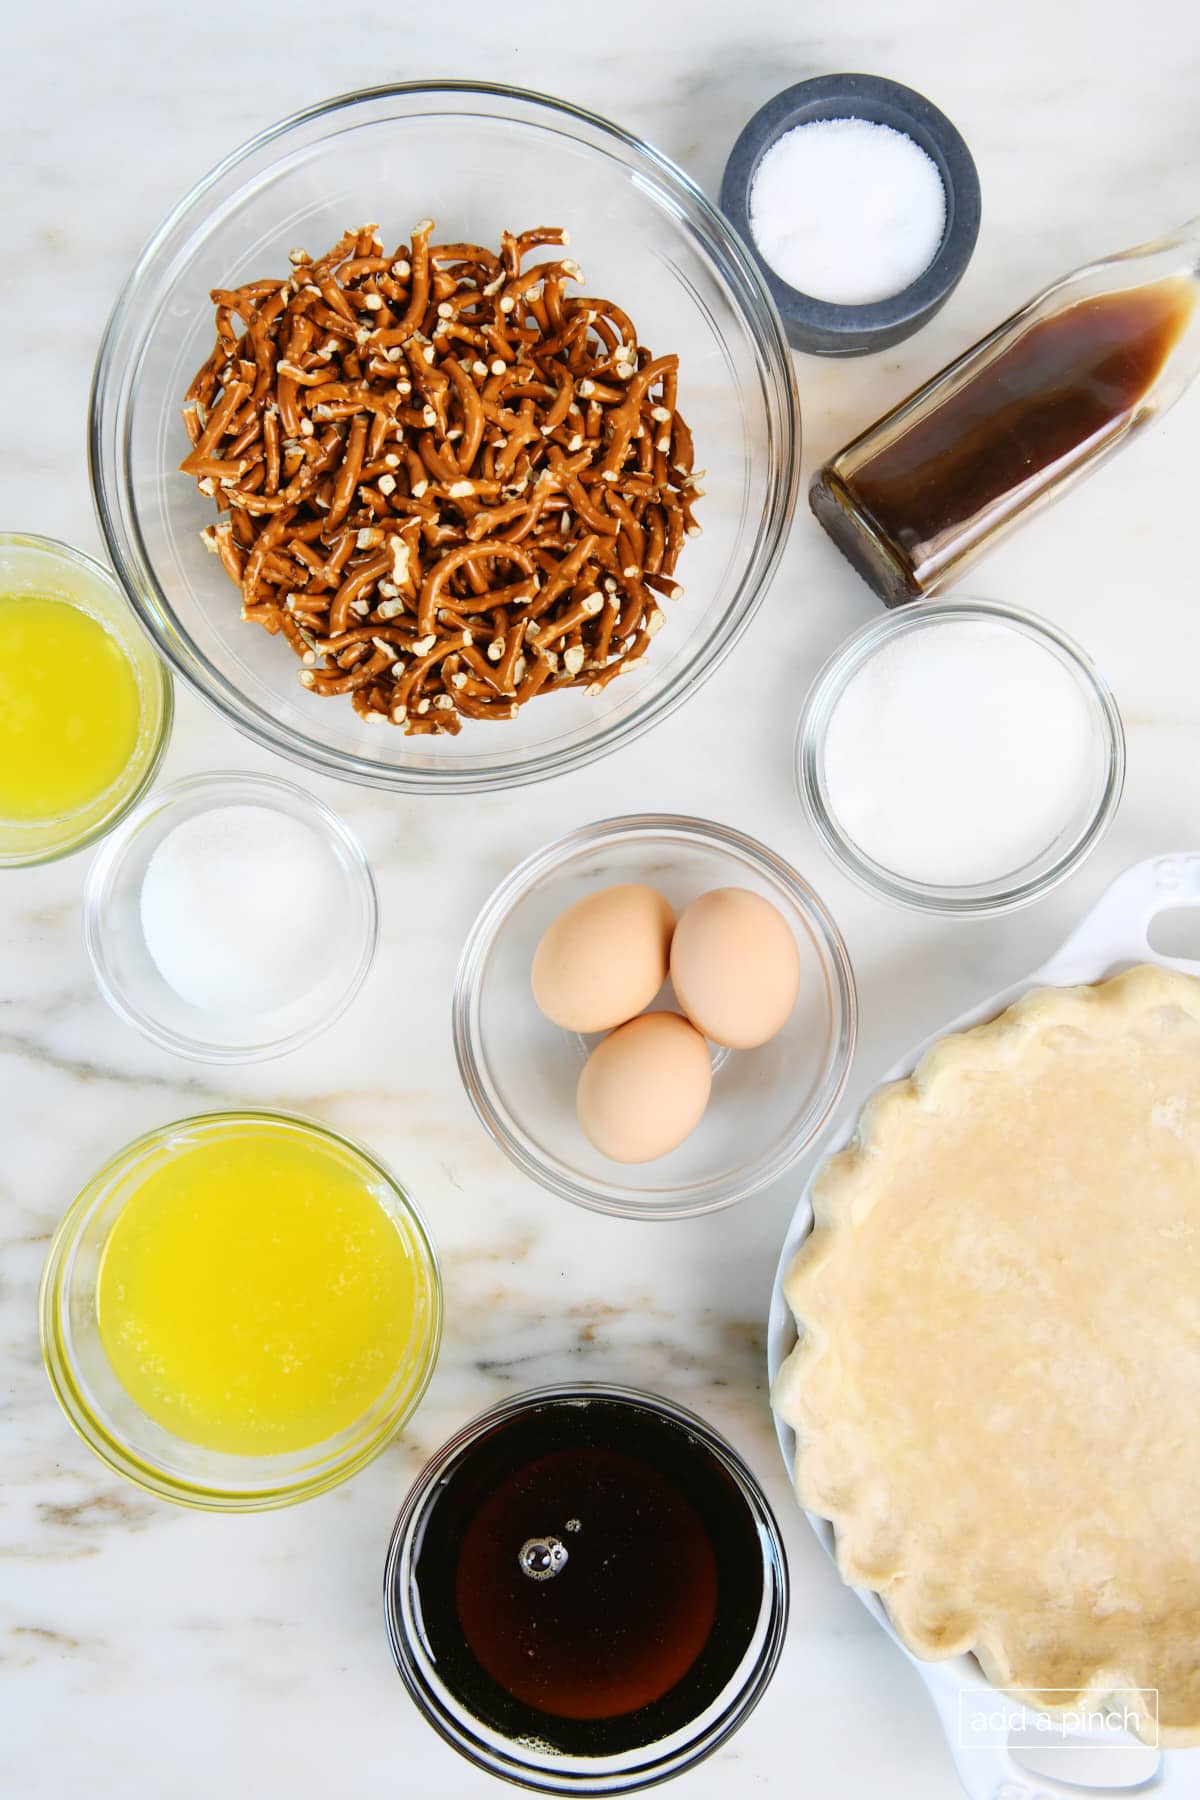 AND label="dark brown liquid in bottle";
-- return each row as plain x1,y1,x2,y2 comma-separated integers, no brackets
410,1398,765,1755
814,278,1195,601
